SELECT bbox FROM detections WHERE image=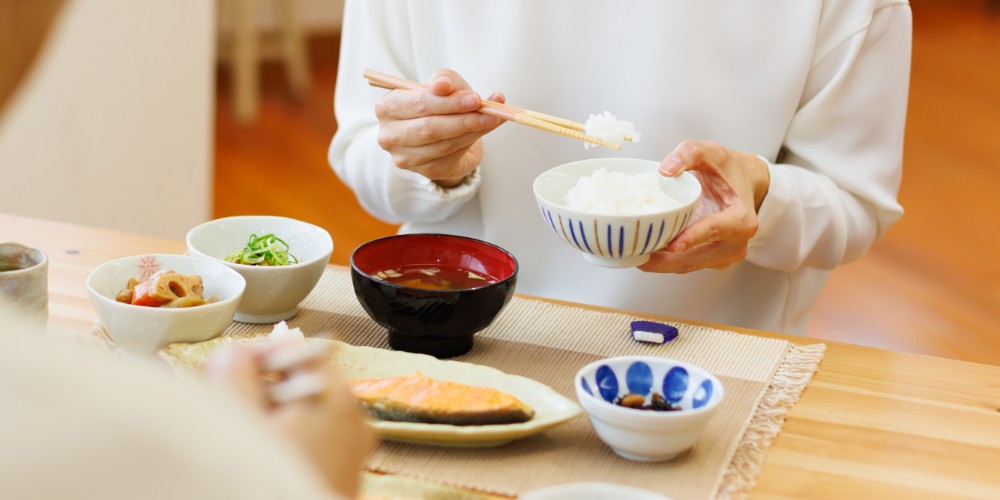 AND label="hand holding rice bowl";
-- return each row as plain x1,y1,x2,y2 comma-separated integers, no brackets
532,158,700,268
